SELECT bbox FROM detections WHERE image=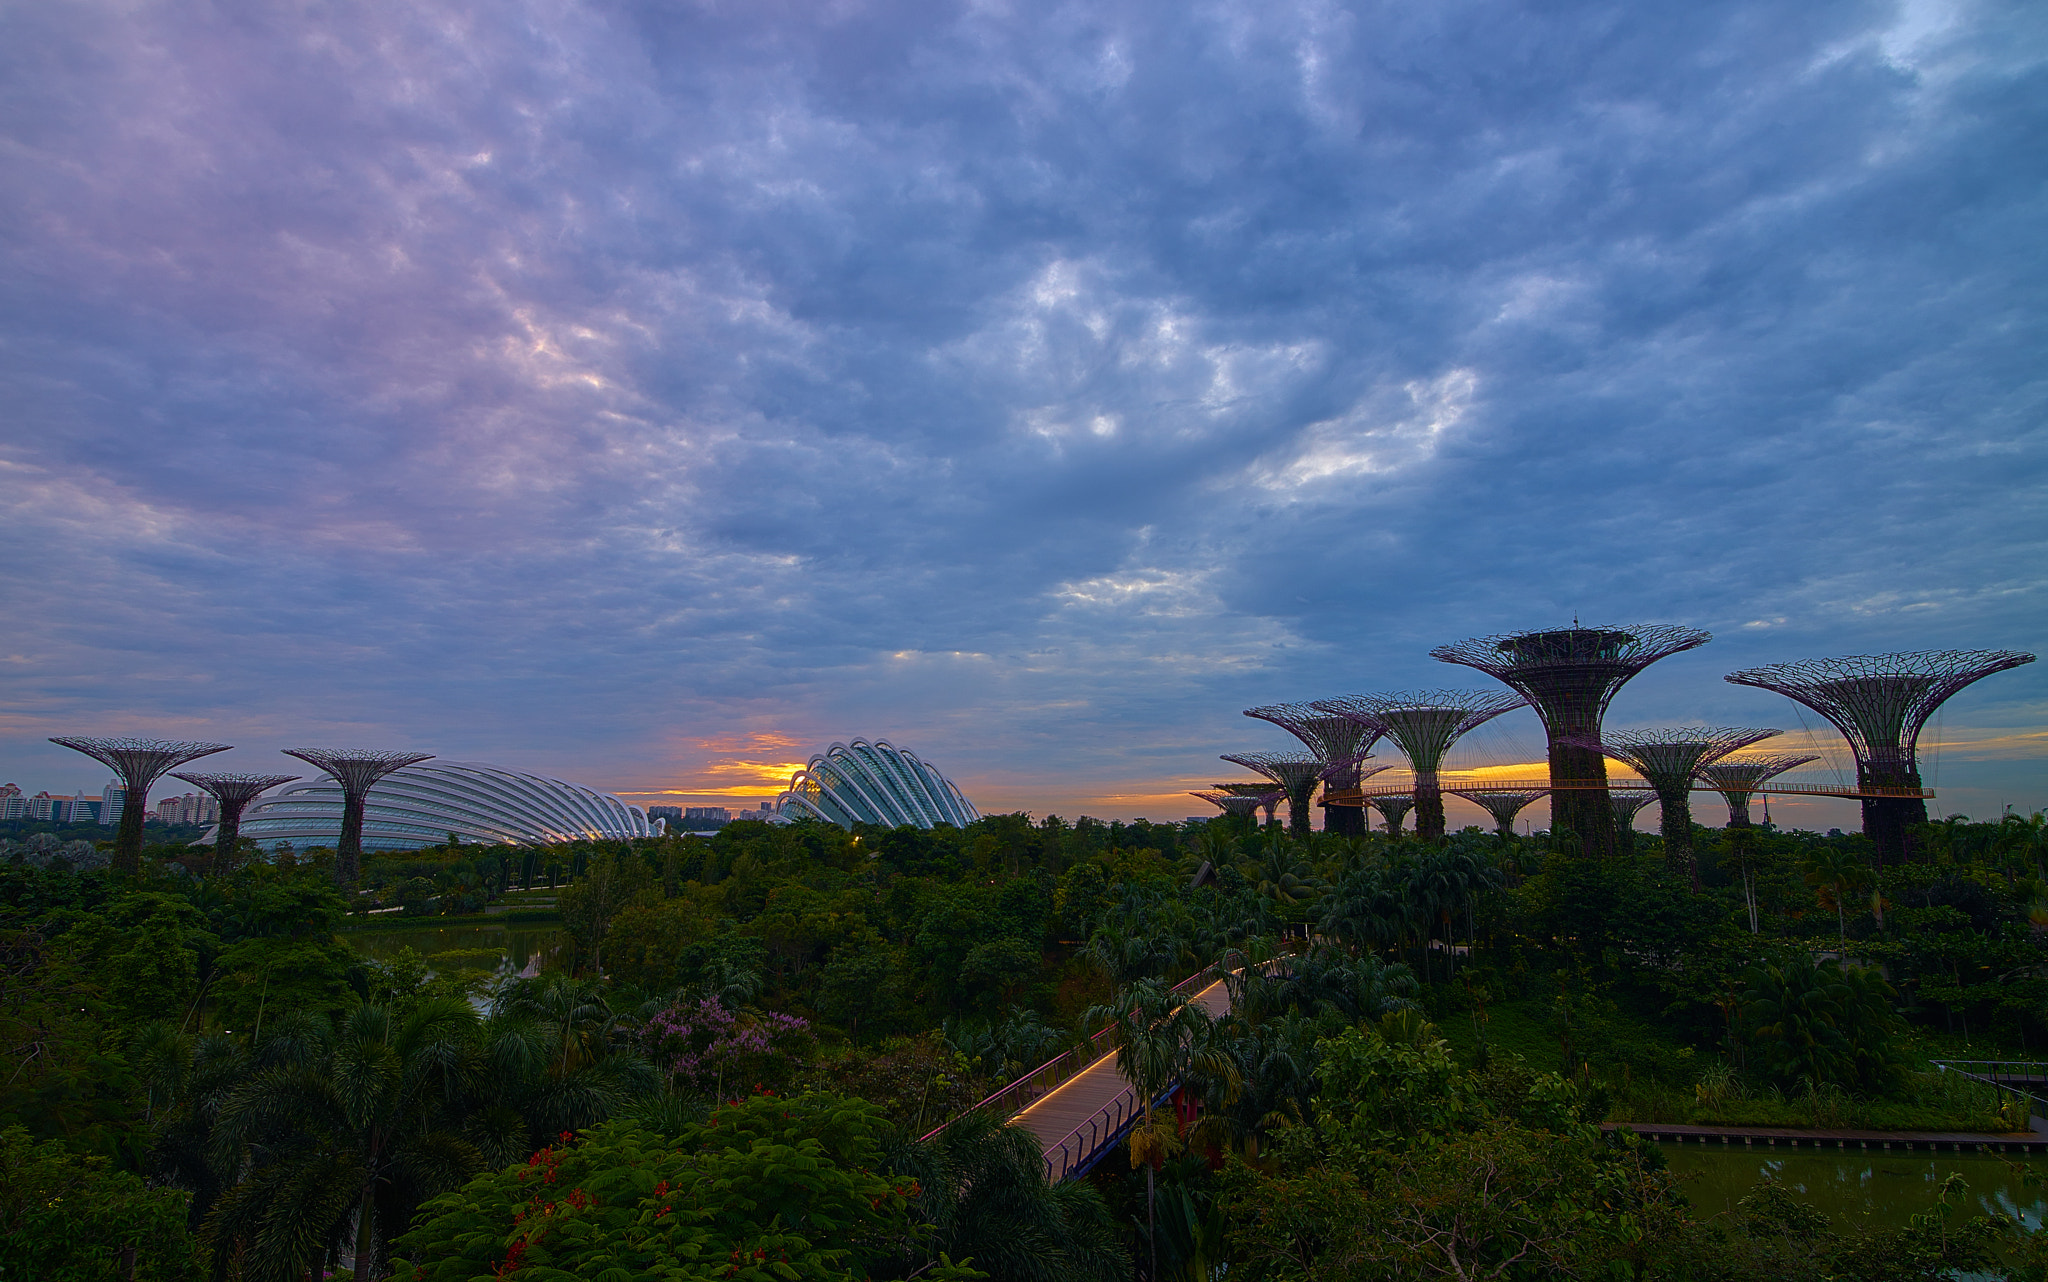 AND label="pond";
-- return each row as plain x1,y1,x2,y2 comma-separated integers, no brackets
1663,1143,2048,1232
343,920,566,978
